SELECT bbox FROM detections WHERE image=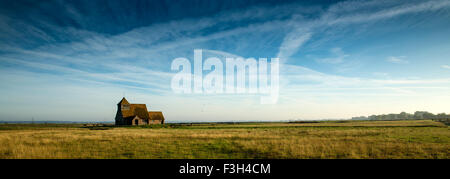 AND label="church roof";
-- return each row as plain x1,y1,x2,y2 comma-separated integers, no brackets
118,98,164,121
148,111,165,121
117,97,130,105
118,98,150,120
129,104,150,120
